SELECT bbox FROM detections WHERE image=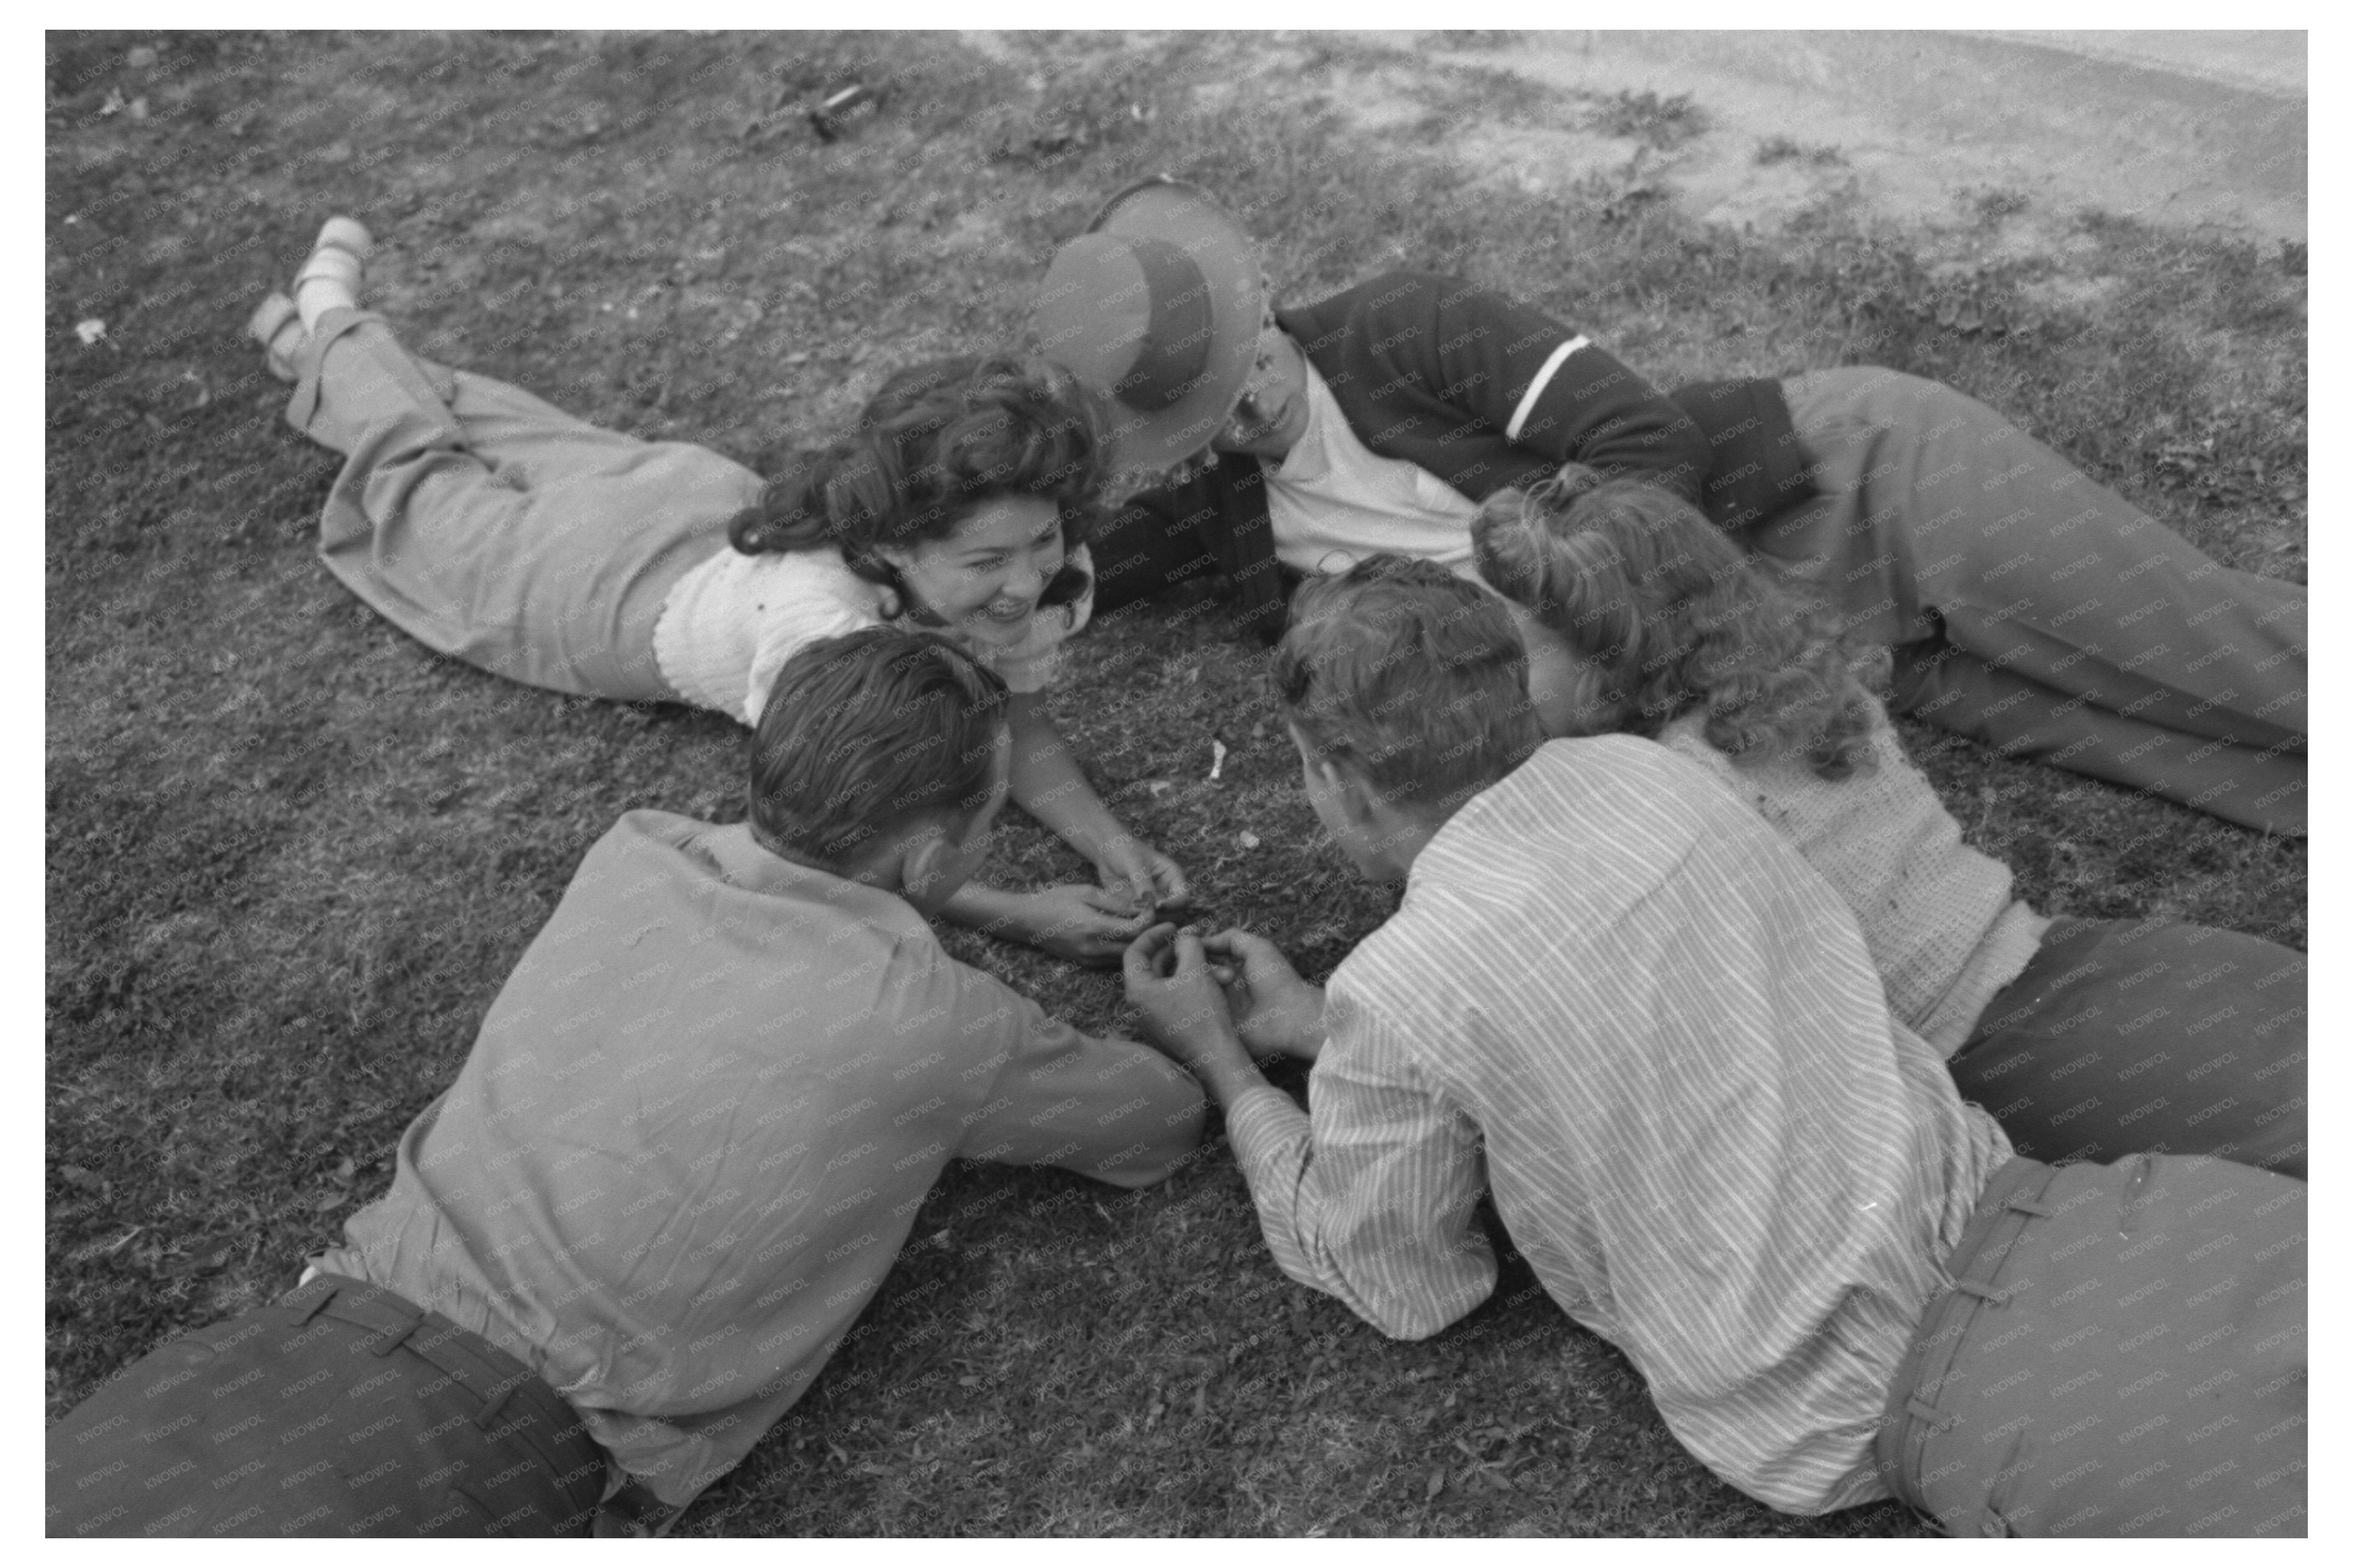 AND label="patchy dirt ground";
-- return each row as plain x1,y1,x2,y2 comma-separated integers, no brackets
984,30,2305,261
1419,33,2301,244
